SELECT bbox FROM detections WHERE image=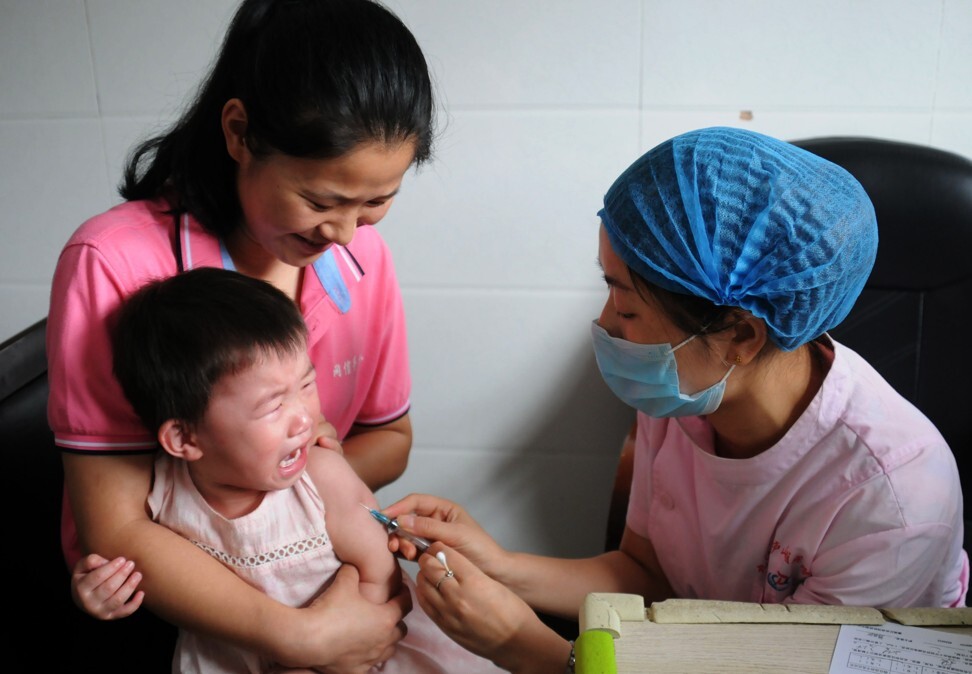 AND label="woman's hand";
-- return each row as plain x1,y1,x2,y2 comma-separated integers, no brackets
415,544,571,674
382,494,508,577
71,553,144,620
314,415,342,454
297,564,411,674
